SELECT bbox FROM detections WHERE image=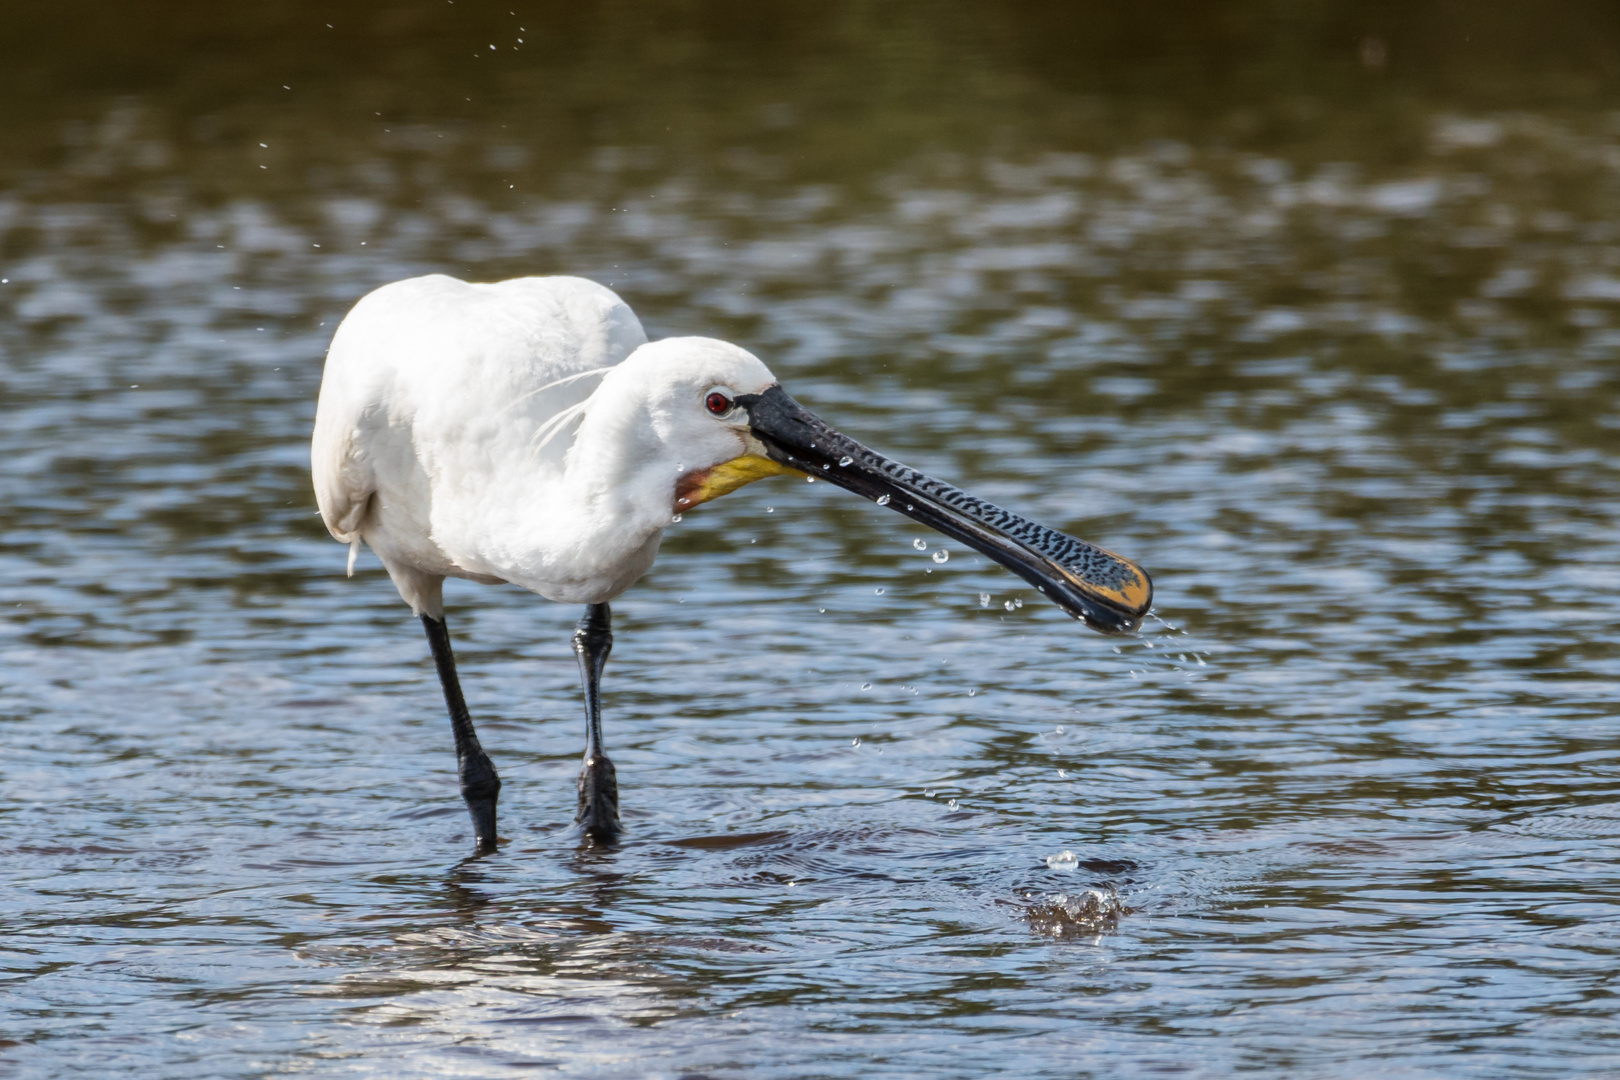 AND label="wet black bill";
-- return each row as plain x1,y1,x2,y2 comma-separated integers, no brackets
738,385,1153,634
